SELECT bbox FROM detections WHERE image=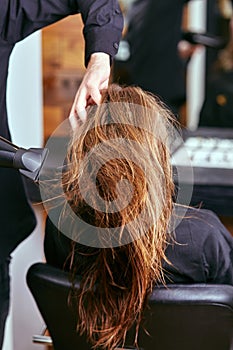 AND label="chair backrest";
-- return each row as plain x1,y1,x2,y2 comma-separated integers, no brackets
27,262,233,350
